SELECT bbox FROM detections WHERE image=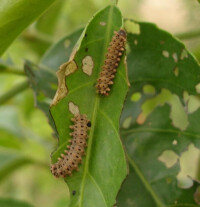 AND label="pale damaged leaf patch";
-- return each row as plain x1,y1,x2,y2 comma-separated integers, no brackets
68,102,80,115
195,83,200,94
180,49,188,60
173,66,179,77
158,150,179,168
162,50,169,58
135,89,189,130
51,60,78,106
82,55,94,76
133,39,138,45
124,19,140,34
172,52,178,63
122,116,132,129
100,21,106,26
